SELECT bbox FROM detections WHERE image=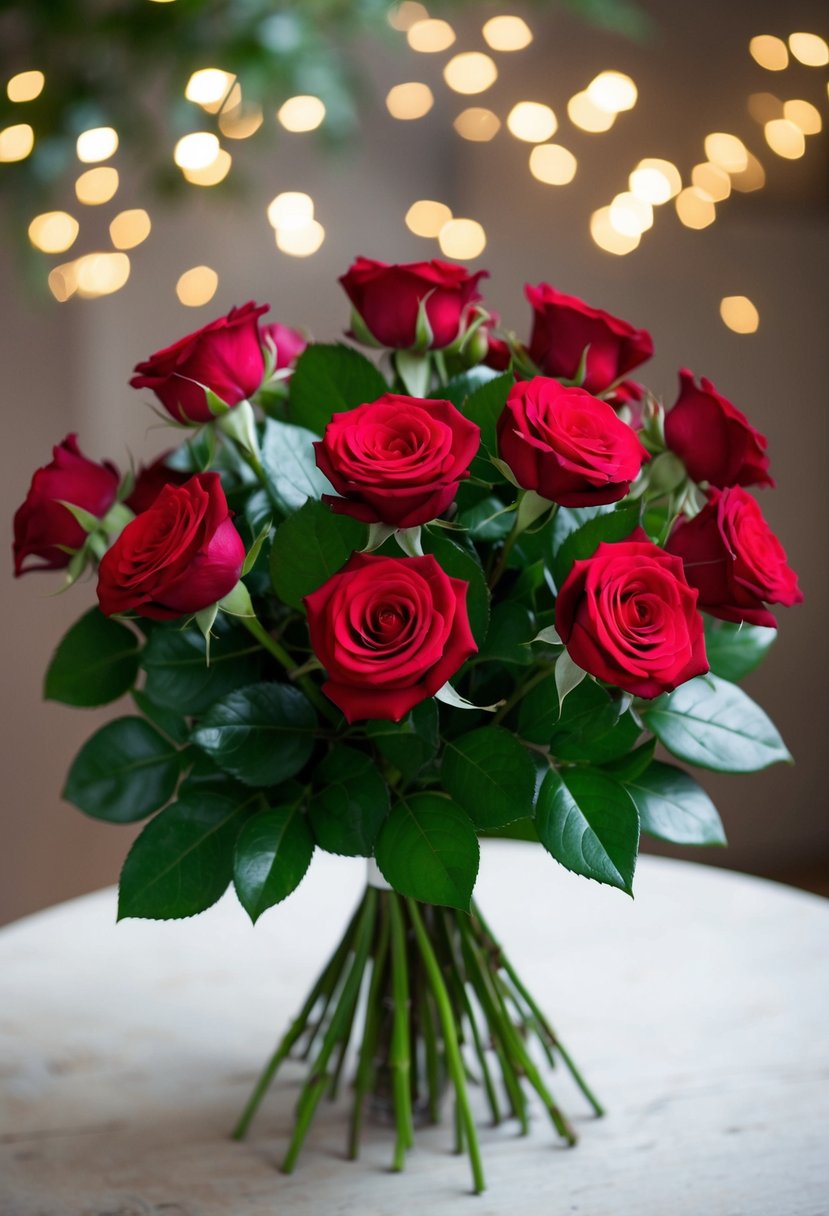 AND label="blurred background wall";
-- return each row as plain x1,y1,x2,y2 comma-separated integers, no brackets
1,0,827,924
